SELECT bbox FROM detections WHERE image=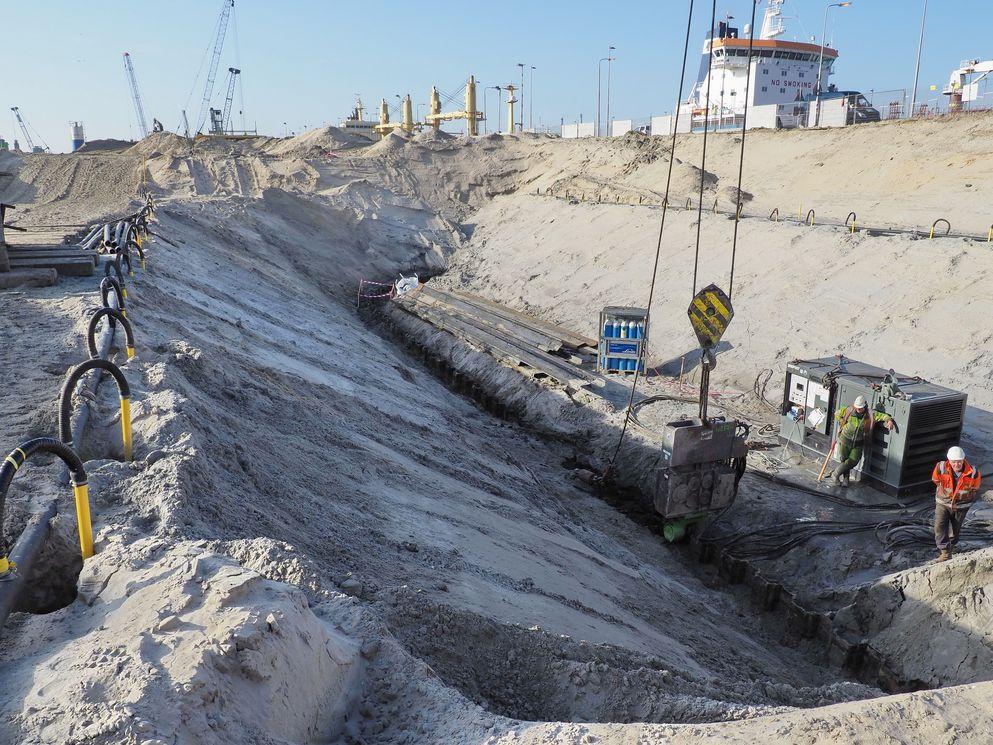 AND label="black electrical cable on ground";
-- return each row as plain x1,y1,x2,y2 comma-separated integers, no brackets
728,0,760,298
691,0,718,297
604,0,697,477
